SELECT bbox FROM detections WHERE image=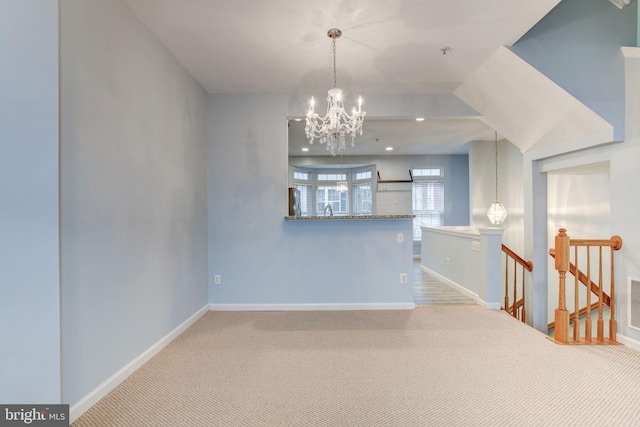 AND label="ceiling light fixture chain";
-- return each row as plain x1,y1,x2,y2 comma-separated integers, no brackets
495,131,499,200
330,28,340,88
305,28,366,156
